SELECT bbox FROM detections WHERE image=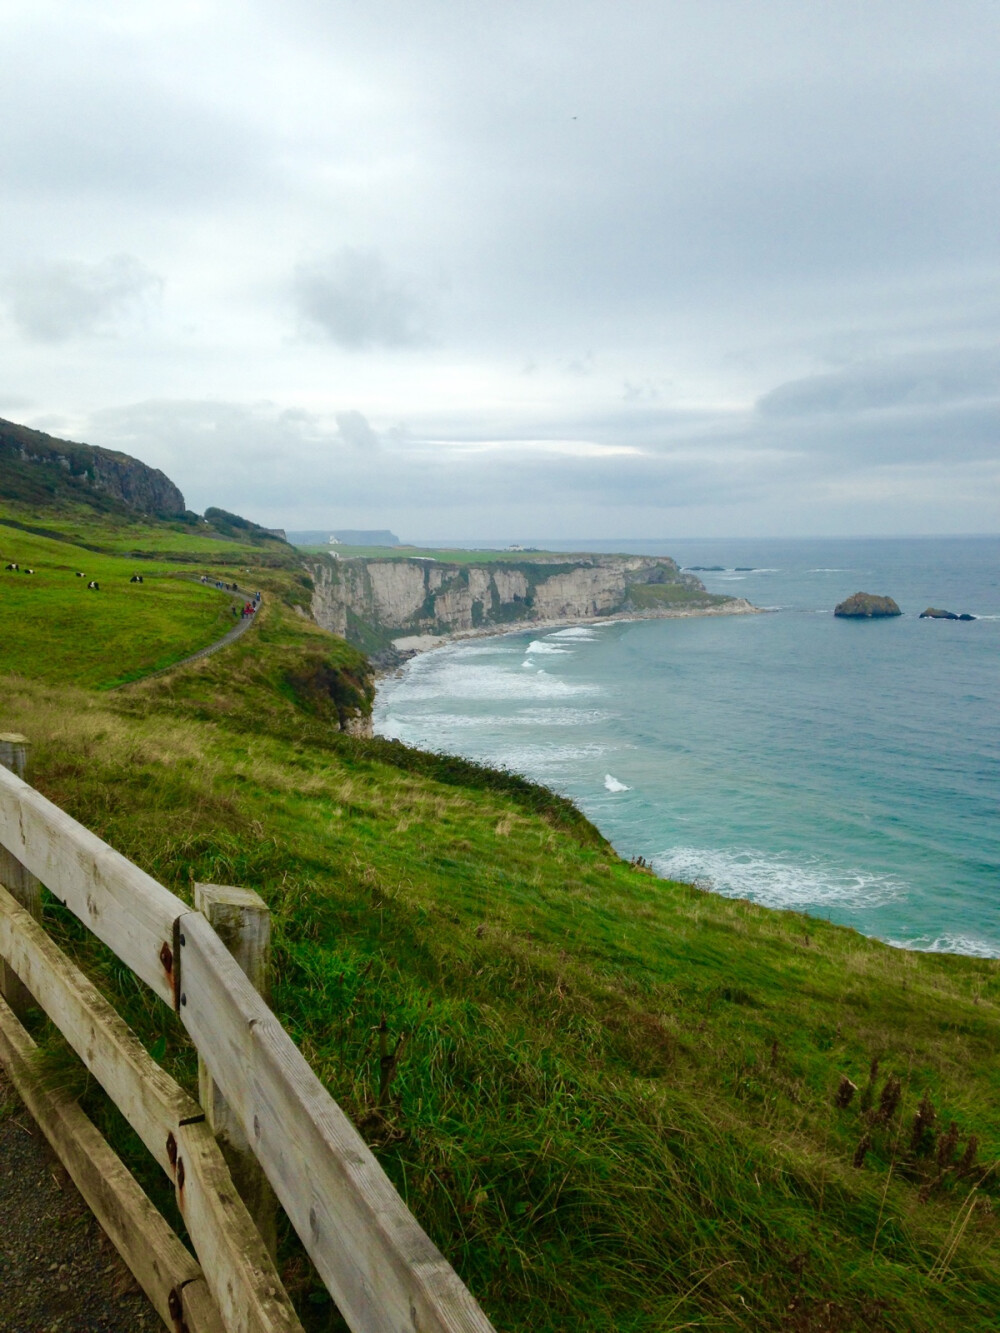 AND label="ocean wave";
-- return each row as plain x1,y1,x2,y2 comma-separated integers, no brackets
438,642,521,656
525,640,573,654
884,933,1000,959
390,660,599,702
604,774,631,792
548,626,601,640
498,741,608,772
651,845,906,912
381,711,517,730
517,707,614,726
